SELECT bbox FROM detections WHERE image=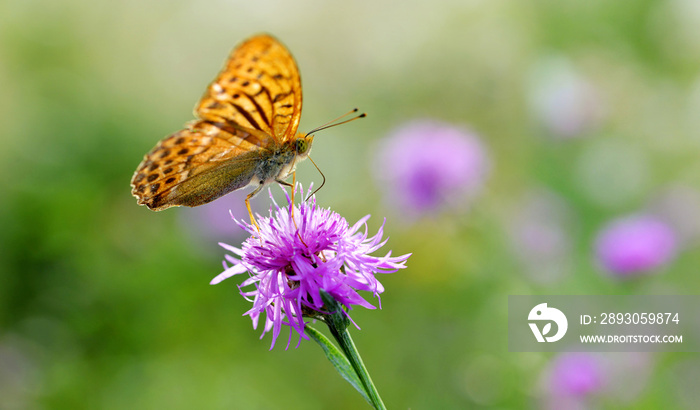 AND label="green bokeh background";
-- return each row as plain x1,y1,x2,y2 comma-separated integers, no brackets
2,0,700,408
